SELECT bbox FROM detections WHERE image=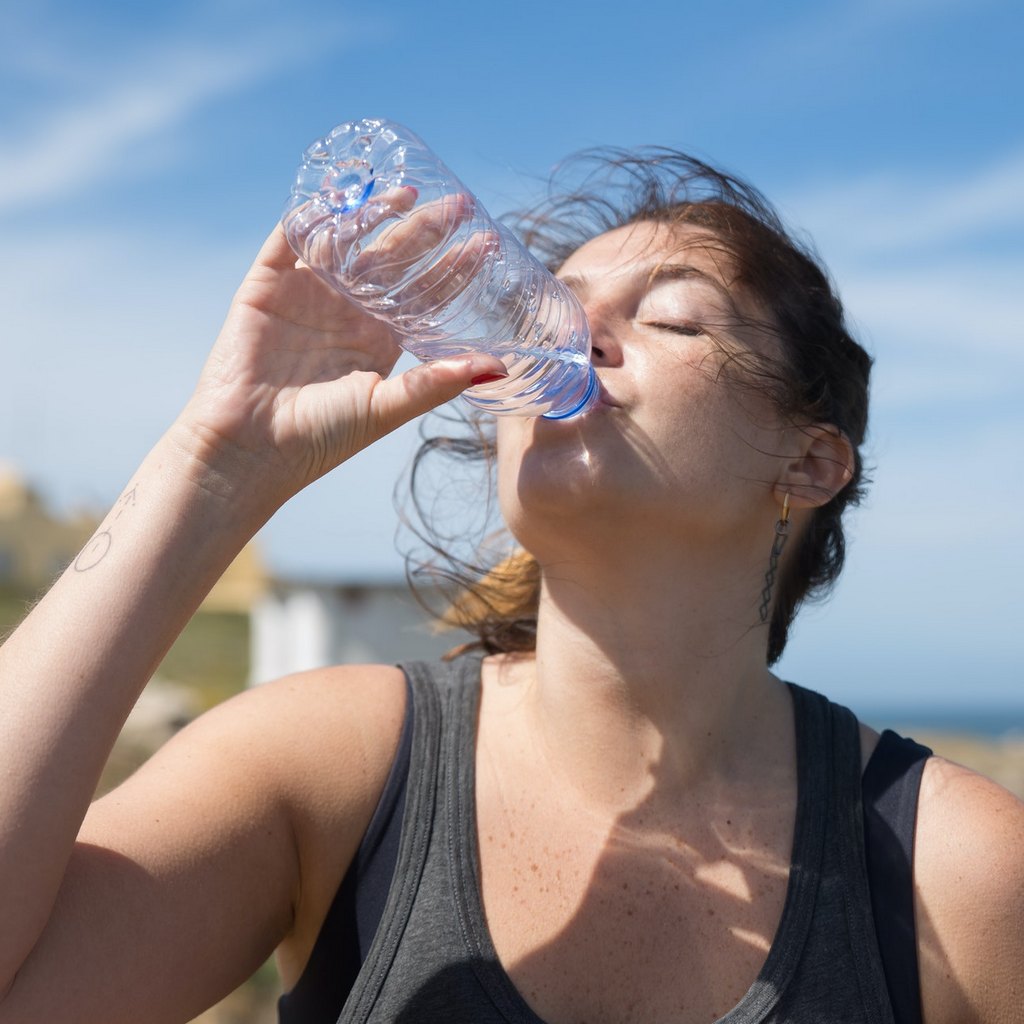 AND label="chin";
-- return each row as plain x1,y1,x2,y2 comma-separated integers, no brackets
500,460,621,554
496,409,642,540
